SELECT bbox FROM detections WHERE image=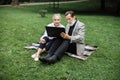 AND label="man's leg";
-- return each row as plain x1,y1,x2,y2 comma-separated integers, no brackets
54,40,70,59
46,40,70,64
39,38,63,62
46,38,63,57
